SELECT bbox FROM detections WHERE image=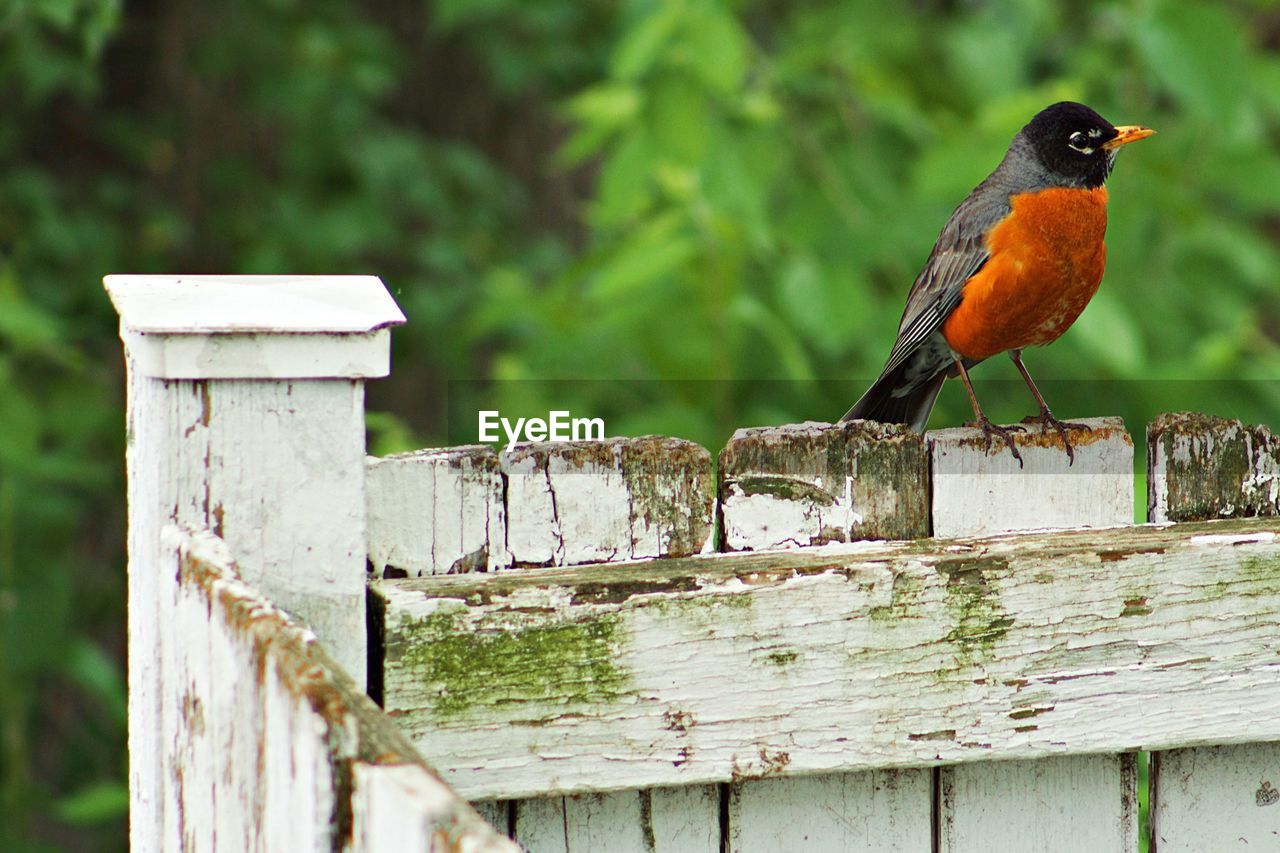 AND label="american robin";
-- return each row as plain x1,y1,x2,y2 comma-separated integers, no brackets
841,101,1154,465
